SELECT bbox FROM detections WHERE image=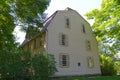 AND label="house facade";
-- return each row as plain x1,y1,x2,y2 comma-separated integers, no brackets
21,8,101,77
